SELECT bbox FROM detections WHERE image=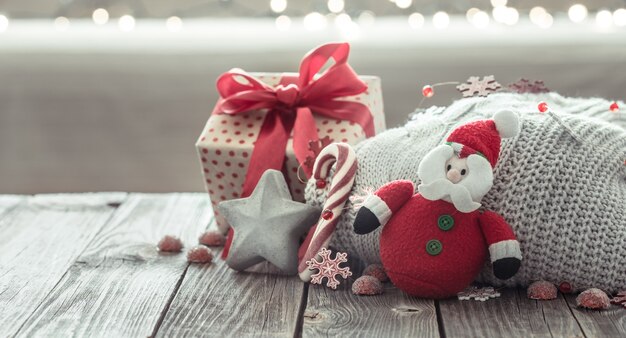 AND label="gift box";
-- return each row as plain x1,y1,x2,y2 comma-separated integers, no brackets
195,43,385,235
